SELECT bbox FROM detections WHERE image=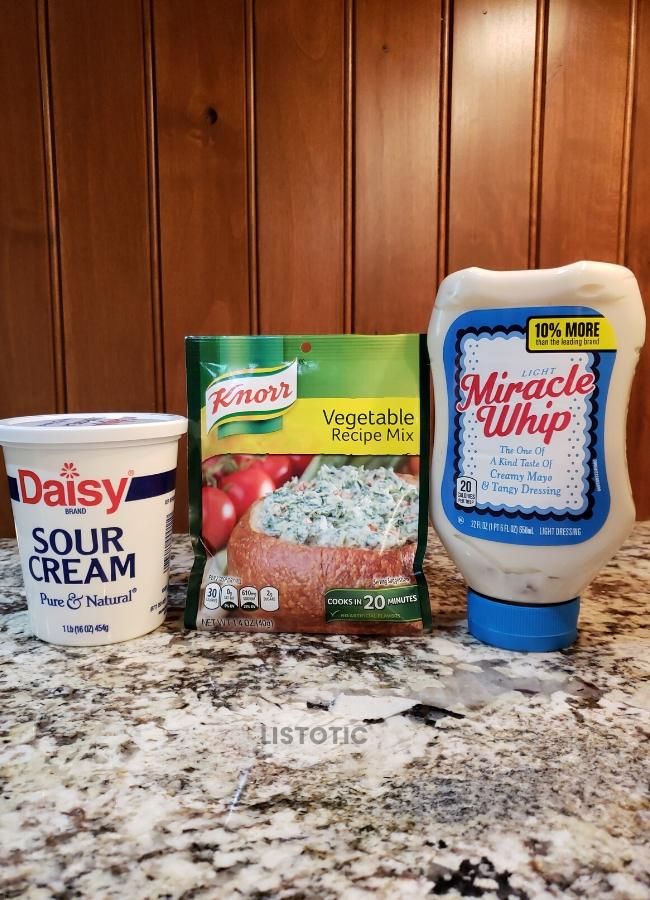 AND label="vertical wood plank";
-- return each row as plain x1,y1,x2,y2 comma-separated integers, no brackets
155,0,250,529
354,0,440,334
343,0,353,333
255,0,345,333
48,0,158,411
245,0,260,335
155,0,250,407
528,0,549,268
143,0,165,410
0,0,59,536
626,0,649,518
437,0,452,282
539,0,631,265
448,0,538,272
